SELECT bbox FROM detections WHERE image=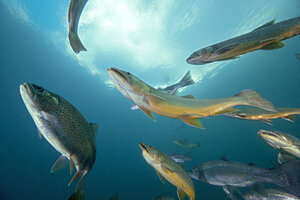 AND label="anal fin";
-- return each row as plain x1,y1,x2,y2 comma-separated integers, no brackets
177,188,186,200
51,155,68,173
139,106,156,121
69,153,74,175
182,118,204,129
